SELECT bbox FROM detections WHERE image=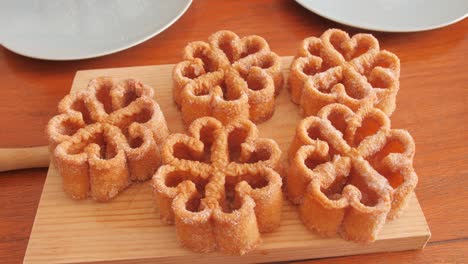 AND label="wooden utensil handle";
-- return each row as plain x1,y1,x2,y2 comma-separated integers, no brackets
0,146,50,172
